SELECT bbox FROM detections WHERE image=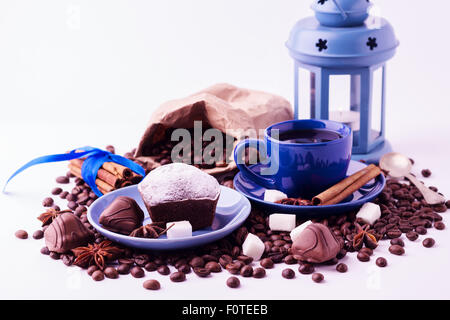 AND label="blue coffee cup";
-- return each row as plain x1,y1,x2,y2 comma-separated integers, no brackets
234,119,352,198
